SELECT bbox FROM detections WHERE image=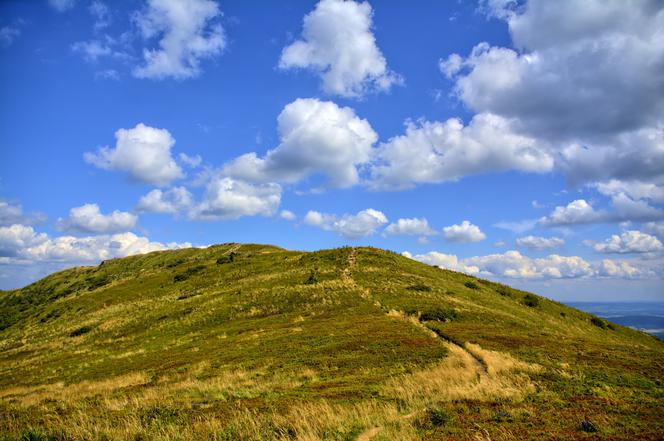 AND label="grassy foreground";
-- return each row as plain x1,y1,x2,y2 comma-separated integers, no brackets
0,244,662,440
